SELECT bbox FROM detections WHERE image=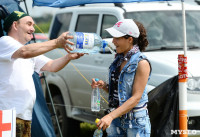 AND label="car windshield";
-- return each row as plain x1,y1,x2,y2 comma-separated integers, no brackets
125,10,200,51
